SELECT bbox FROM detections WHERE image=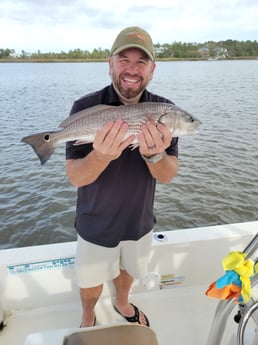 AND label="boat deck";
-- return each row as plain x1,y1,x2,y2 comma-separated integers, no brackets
0,286,222,344
2,284,258,345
